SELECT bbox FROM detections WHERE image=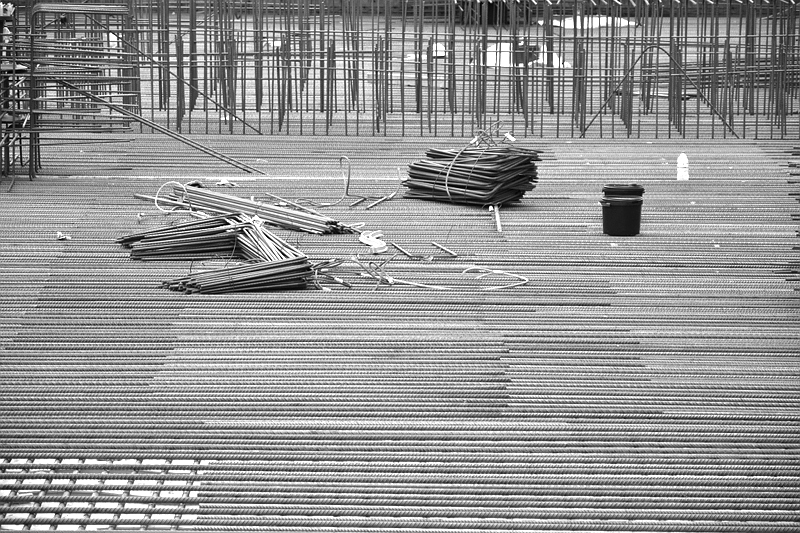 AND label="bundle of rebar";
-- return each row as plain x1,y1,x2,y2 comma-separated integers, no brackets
117,215,241,261
162,182,354,234
118,214,314,293
404,145,541,206
164,256,312,294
